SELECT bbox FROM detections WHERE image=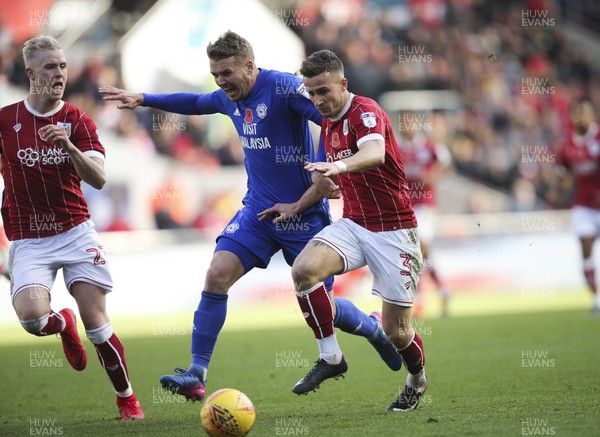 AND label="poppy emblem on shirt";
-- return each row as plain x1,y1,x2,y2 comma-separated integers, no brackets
360,112,377,128
244,108,253,123
331,132,341,148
